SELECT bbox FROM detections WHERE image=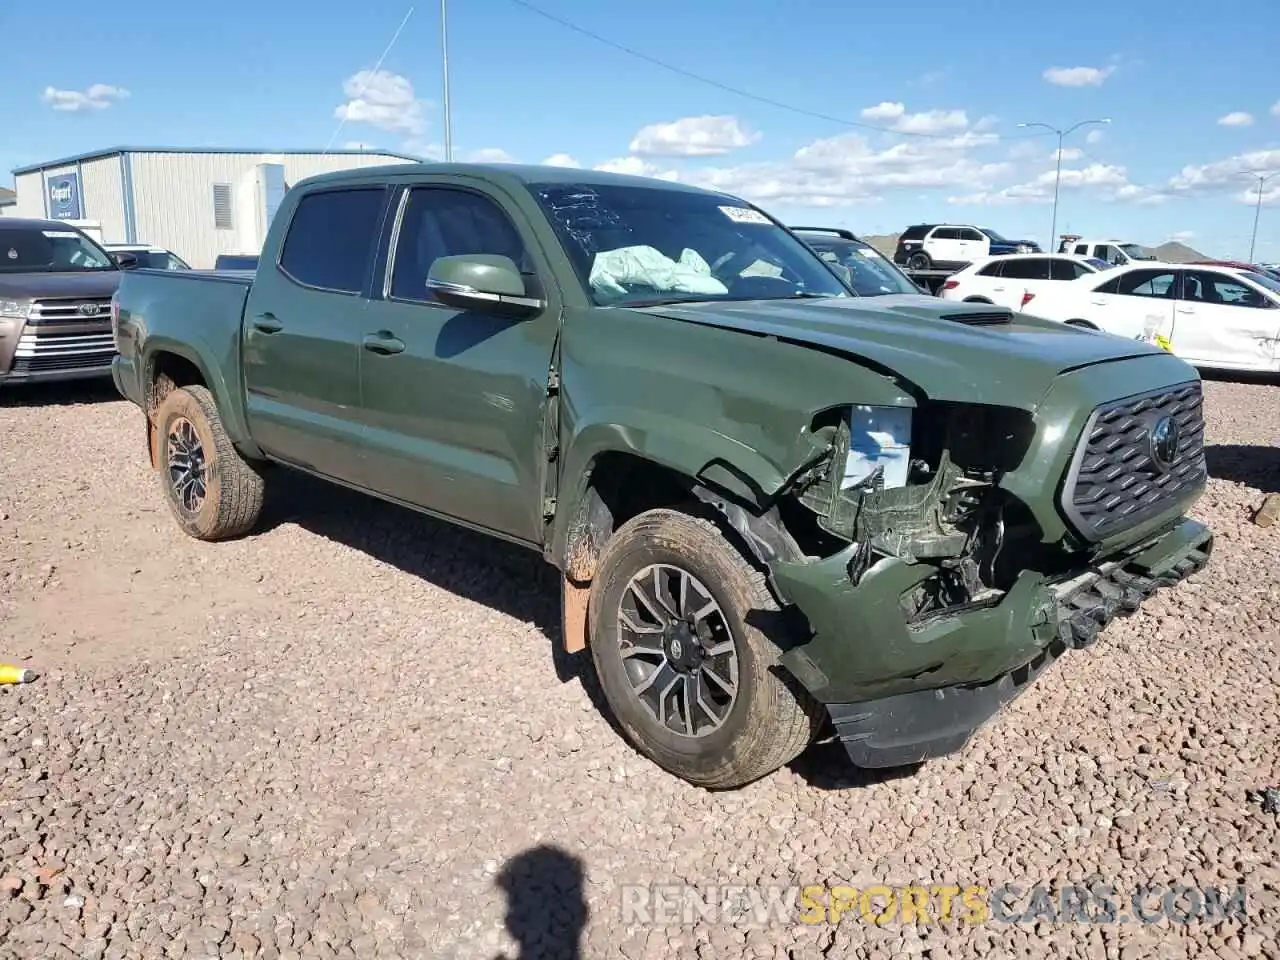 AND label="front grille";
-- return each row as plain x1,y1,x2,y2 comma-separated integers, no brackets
1060,381,1207,541
11,330,115,376
27,297,113,325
